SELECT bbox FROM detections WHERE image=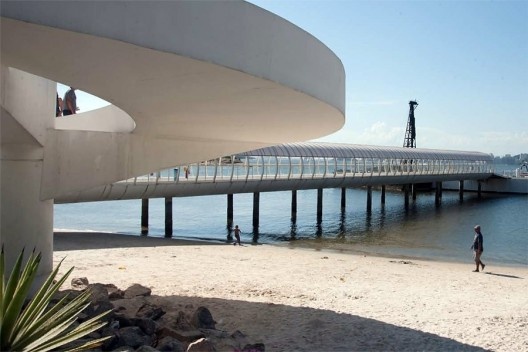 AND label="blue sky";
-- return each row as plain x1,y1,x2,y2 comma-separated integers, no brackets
59,0,527,156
